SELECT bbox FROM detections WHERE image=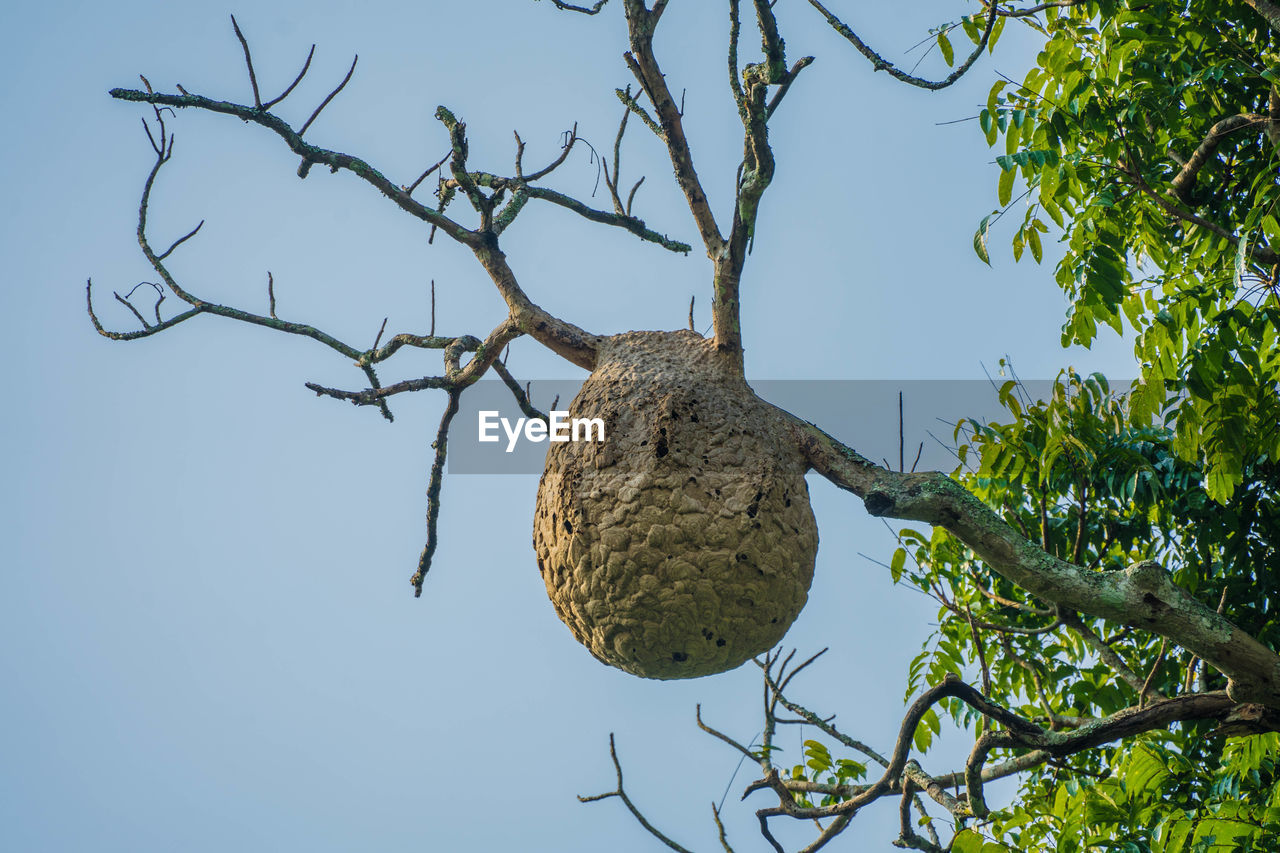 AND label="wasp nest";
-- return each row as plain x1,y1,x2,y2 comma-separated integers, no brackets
533,330,819,679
